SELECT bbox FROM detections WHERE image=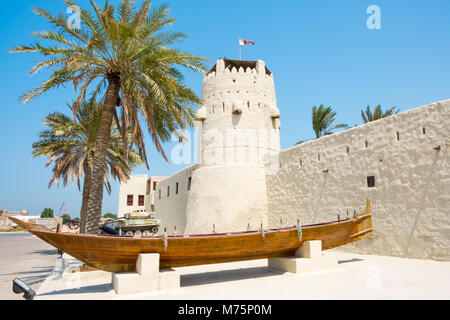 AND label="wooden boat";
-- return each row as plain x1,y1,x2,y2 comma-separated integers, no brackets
10,200,372,273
